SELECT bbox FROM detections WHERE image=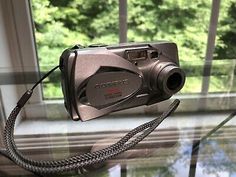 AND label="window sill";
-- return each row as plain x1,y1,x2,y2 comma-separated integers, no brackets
15,111,234,136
